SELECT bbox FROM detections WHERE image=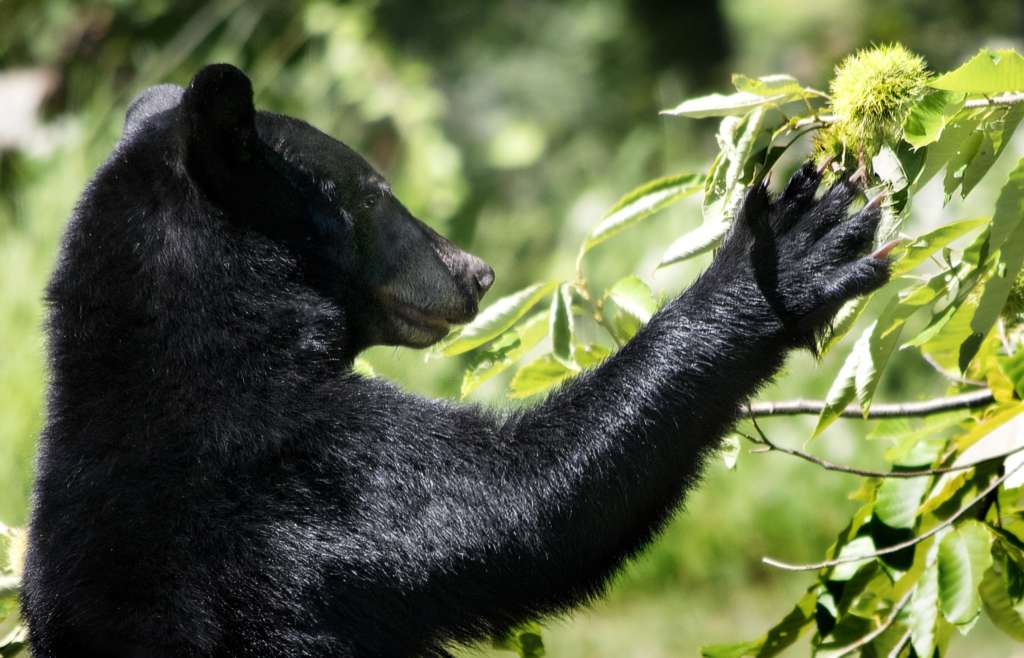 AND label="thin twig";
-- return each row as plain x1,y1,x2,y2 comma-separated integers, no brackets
822,588,914,658
965,92,1024,108
749,389,994,419
738,430,1024,478
762,459,1024,572
886,628,912,658
794,94,1024,132
921,353,985,388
